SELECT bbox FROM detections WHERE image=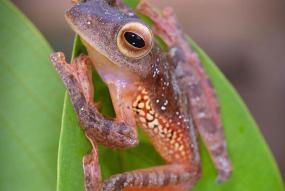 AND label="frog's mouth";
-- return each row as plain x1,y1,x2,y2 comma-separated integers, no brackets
65,13,111,57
